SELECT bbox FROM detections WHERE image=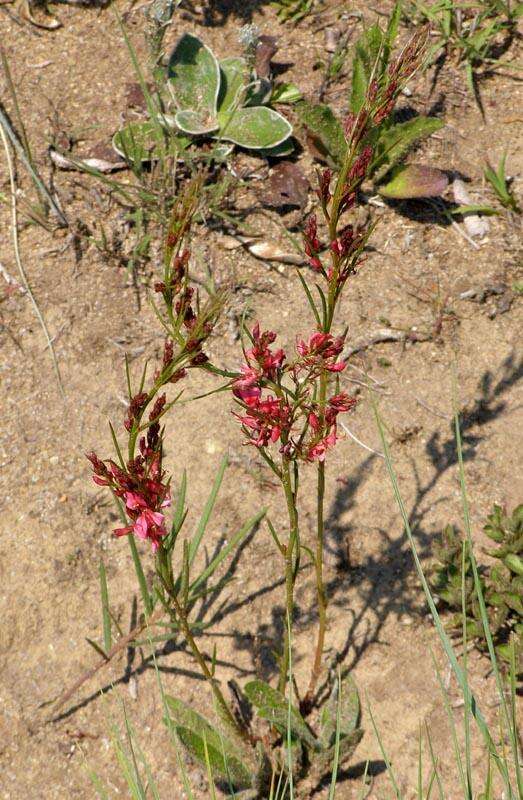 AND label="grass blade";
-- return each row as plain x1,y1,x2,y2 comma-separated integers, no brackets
370,395,507,784
99,560,112,653
188,455,228,567
189,509,265,594
128,535,153,617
